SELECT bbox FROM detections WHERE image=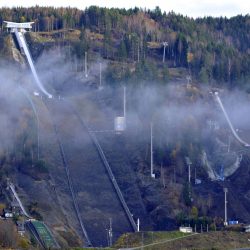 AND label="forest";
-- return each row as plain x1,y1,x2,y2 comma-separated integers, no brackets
0,6,249,87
